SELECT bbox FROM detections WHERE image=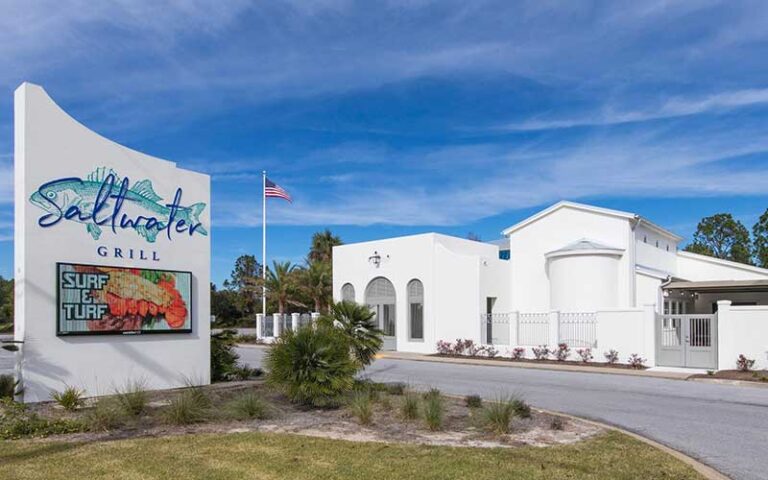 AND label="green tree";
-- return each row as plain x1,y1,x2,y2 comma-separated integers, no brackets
684,213,753,265
266,261,298,314
223,255,262,318
210,283,243,327
300,260,332,313
0,276,13,326
309,229,342,264
318,301,383,367
753,208,768,268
